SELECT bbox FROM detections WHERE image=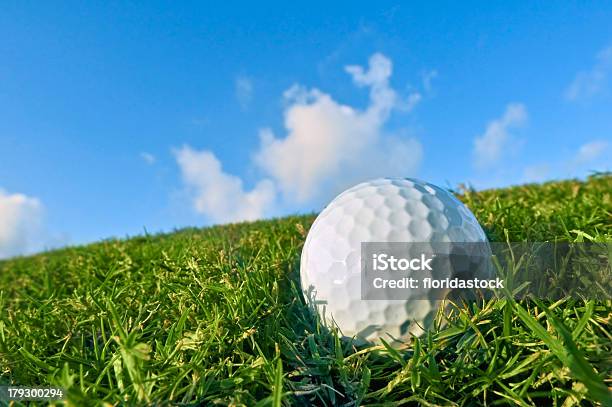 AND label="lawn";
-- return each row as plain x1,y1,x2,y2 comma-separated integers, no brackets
1,174,611,406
